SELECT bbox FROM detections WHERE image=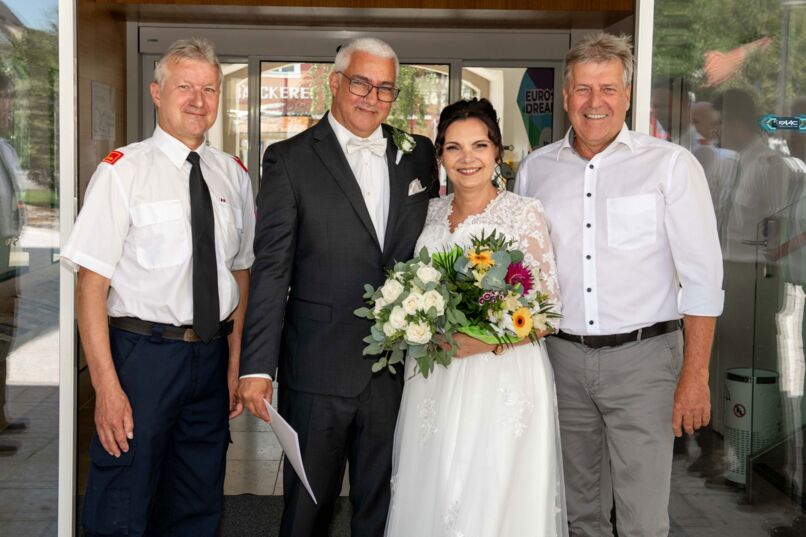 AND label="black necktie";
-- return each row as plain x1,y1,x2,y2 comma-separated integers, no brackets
187,151,219,343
